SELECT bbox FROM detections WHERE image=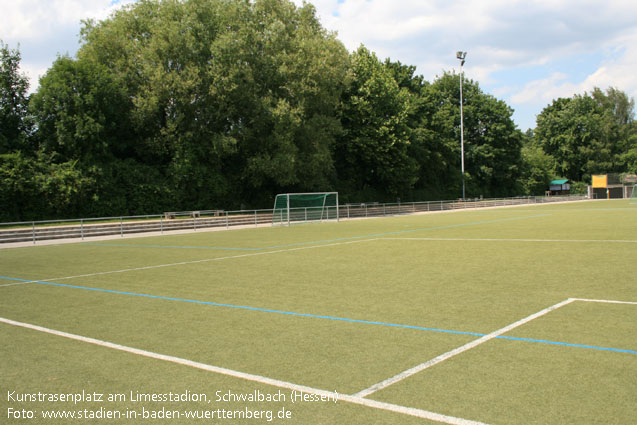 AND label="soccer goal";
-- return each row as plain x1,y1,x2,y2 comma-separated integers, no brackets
630,184,637,204
272,192,339,226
